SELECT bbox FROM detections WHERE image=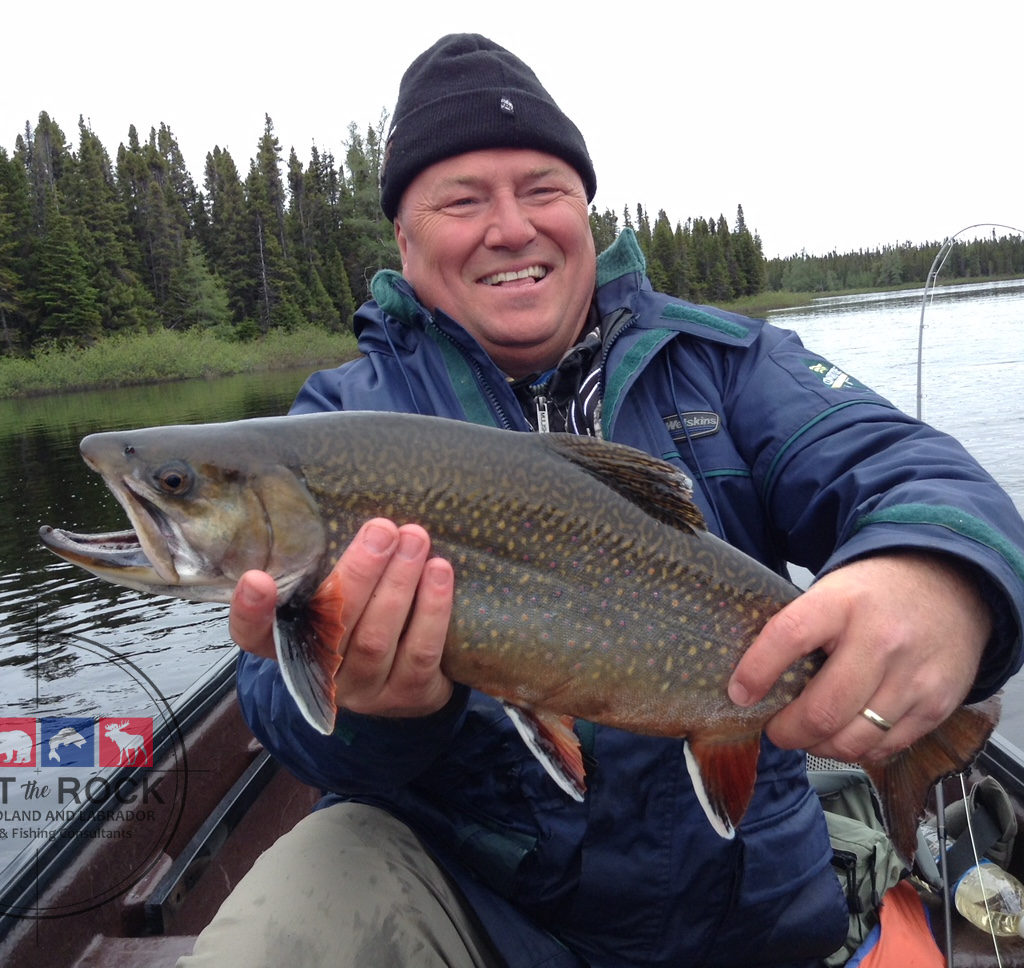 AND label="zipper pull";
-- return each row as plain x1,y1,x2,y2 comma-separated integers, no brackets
534,392,551,433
